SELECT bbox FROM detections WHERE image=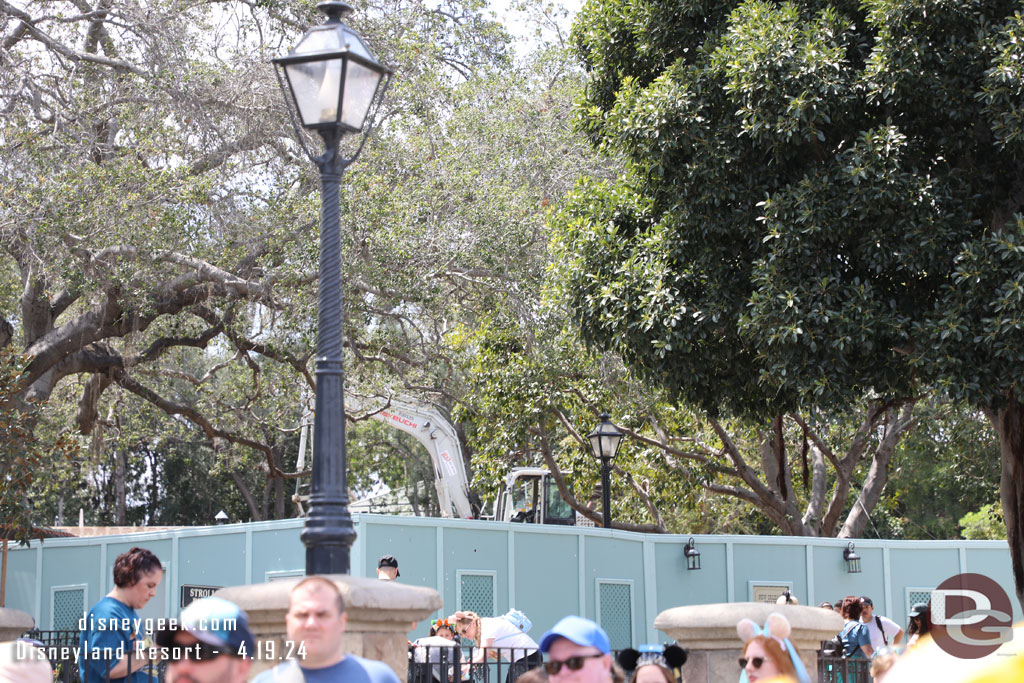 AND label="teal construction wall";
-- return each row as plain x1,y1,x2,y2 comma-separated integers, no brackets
5,515,1017,646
